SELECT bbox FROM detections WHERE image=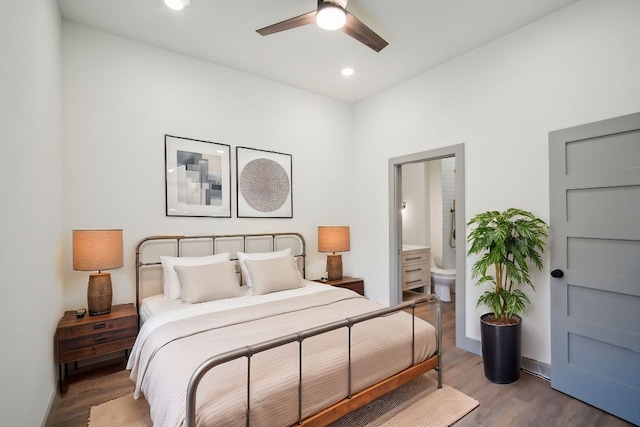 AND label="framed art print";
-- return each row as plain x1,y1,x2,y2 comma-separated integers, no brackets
165,135,231,218
236,146,293,218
